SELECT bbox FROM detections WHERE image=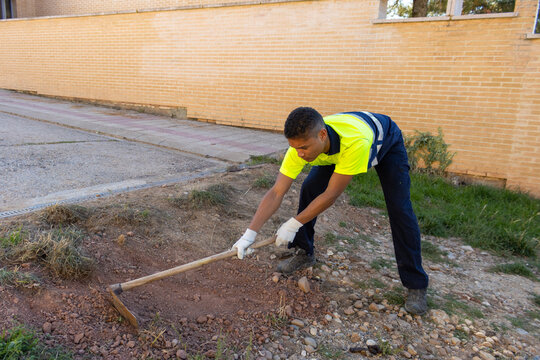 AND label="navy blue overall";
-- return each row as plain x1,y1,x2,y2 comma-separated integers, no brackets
289,112,429,290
